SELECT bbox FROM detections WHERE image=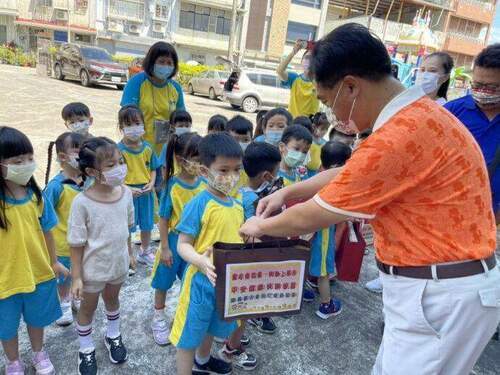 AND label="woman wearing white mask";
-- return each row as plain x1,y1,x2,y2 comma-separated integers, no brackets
121,42,185,157
415,52,454,106
277,39,320,118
